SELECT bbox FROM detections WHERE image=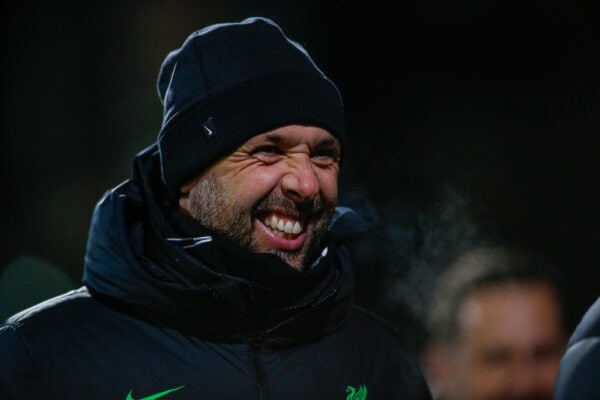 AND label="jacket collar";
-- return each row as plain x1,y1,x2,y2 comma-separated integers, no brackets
83,144,359,346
